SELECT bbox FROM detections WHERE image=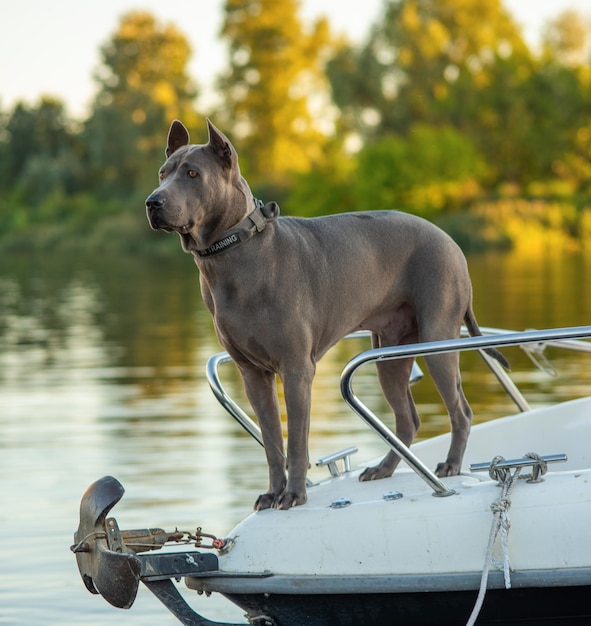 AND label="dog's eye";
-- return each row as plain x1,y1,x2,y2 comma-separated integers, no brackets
159,171,165,180
188,170,198,178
